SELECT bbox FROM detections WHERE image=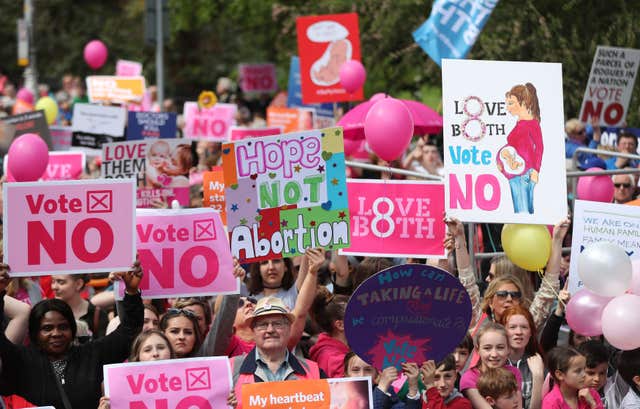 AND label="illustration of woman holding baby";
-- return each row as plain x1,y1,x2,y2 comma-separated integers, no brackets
496,83,544,214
